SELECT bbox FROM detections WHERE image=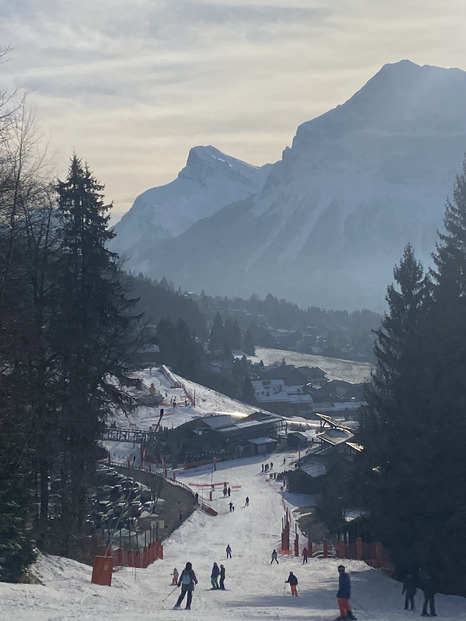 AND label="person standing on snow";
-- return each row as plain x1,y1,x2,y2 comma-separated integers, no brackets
270,549,279,564
402,572,417,610
336,565,356,620
302,547,308,564
419,570,437,617
219,564,226,590
171,567,179,585
285,571,298,596
174,562,198,610
226,544,232,558
211,562,220,589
